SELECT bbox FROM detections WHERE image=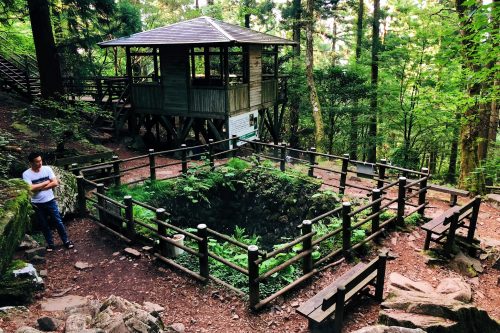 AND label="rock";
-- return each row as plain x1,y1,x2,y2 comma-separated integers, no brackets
39,270,47,278
143,301,164,313
408,235,416,241
65,313,91,332
142,246,153,252
14,327,42,333
449,251,483,277
52,287,72,297
381,273,500,333
30,255,46,265
24,247,46,260
290,301,300,308
232,314,239,320
37,316,60,331
18,235,40,250
124,248,141,258
435,278,472,303
41,295,88,311
52,166,78,218
169,323,185,332
75,261,91,270
351,325,426,333
0,306,29,316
